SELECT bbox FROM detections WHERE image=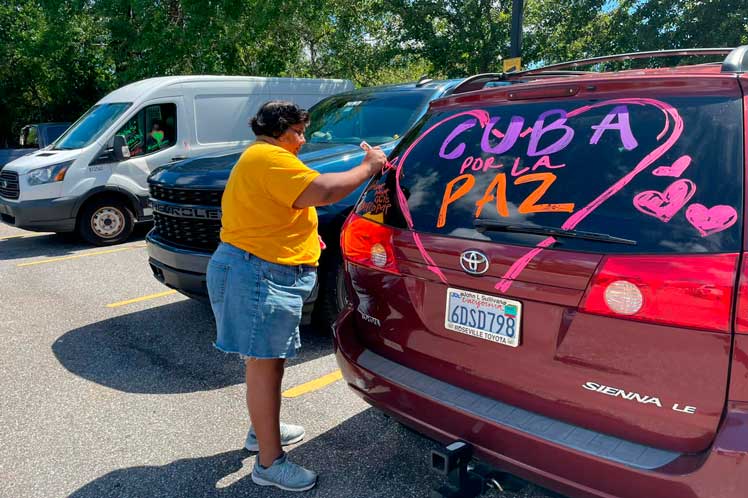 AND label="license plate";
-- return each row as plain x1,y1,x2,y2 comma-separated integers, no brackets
444,287,522,347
